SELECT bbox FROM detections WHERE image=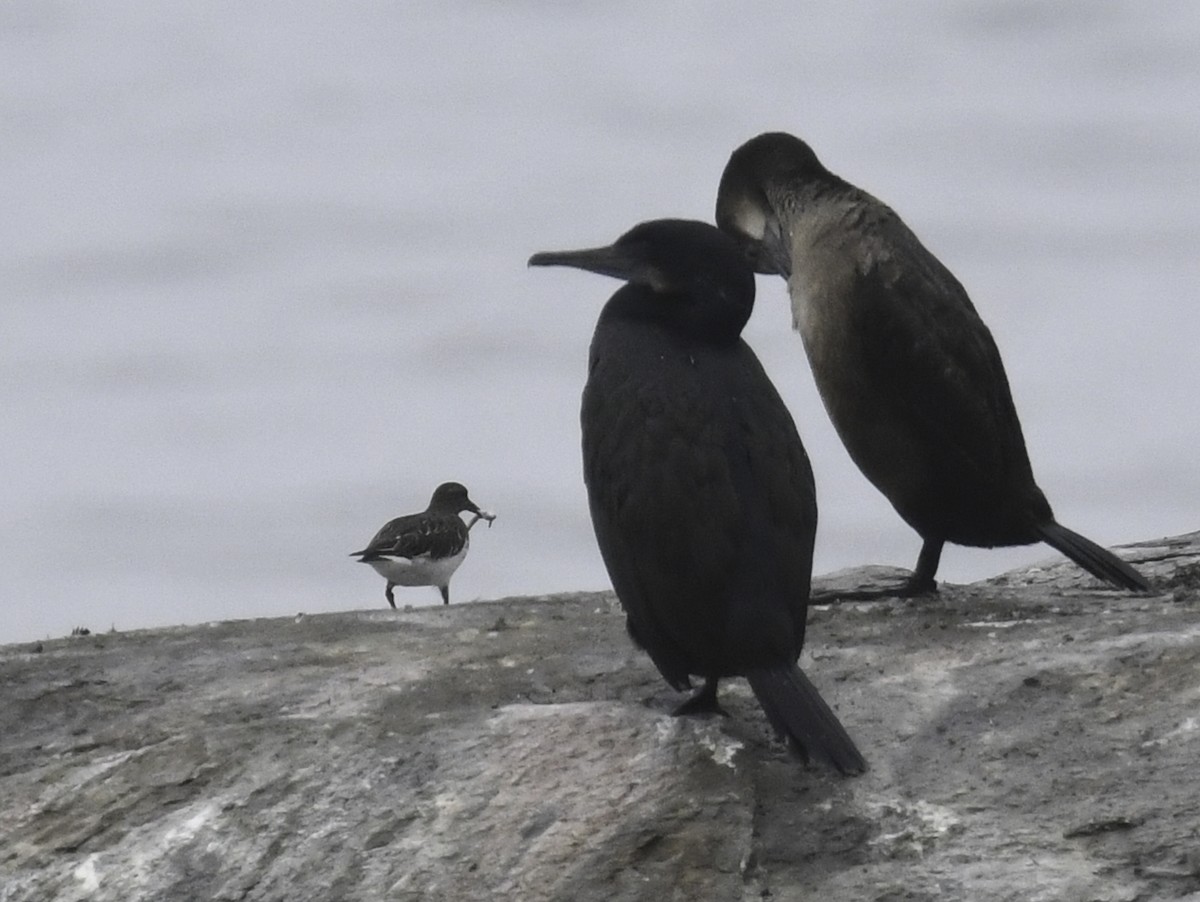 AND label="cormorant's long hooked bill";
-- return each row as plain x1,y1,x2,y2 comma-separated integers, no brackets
528,245,653,286
760,220,792,279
